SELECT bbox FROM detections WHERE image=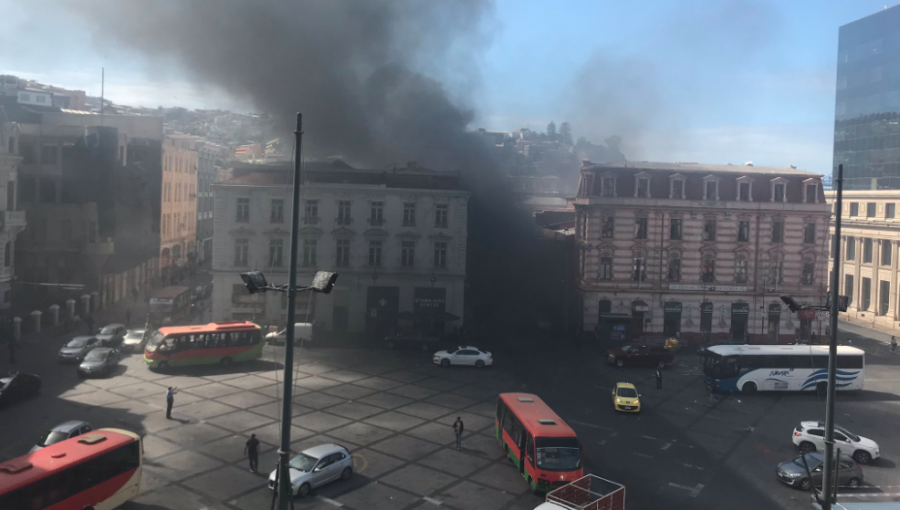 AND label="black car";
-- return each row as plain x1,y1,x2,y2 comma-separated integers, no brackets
384,333,442,351
0,372,41,406
96,324,127,347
